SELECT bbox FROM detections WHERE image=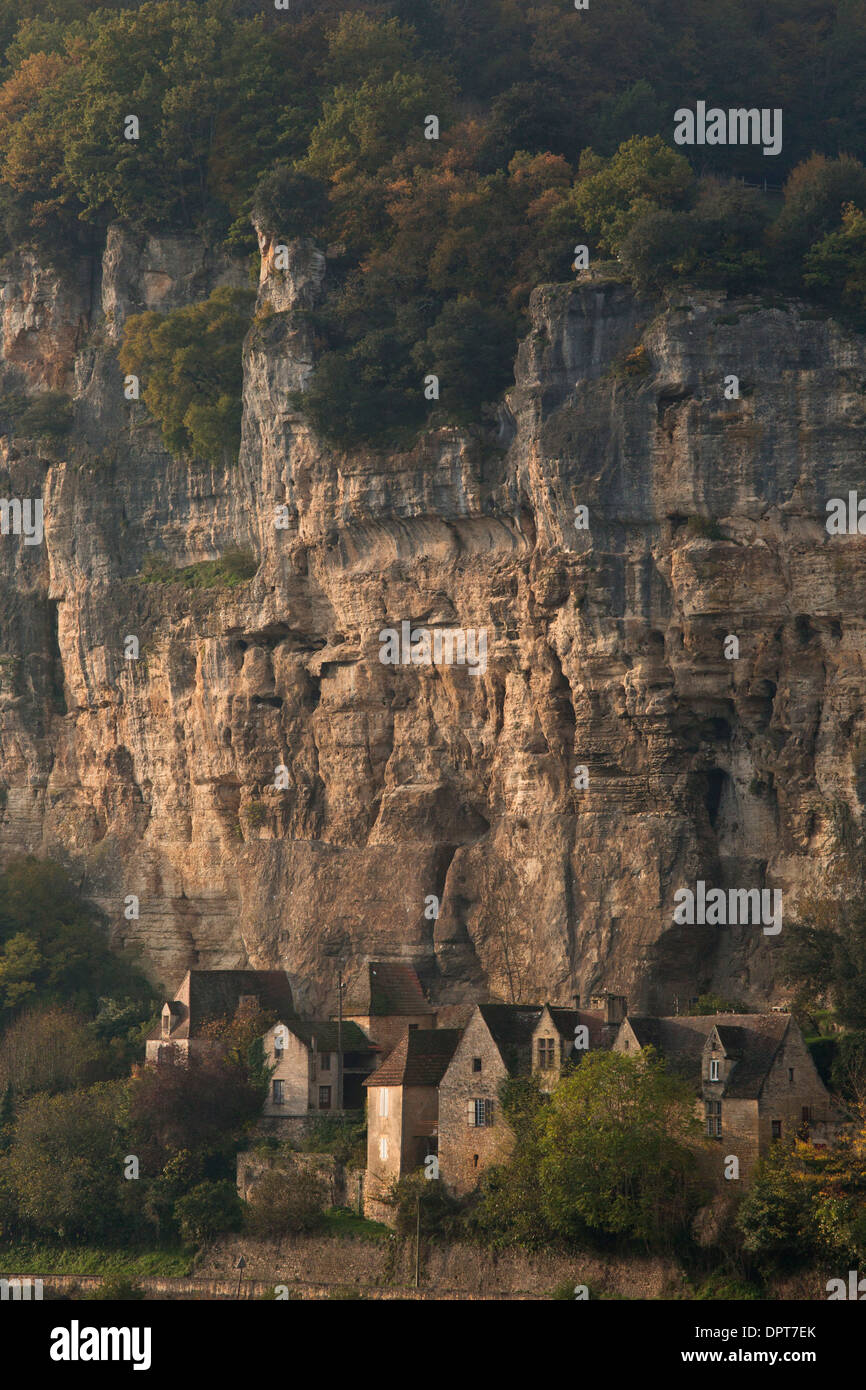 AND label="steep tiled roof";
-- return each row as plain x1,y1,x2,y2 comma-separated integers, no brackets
623,1015,716,1085
281,1019,375,1053
708,1015,790,1098
151,969,296,1040
546,1006,607,1048
363,1028,461,1087
346,961,435,1017
624,1013,792,1097
186,970,295,1031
